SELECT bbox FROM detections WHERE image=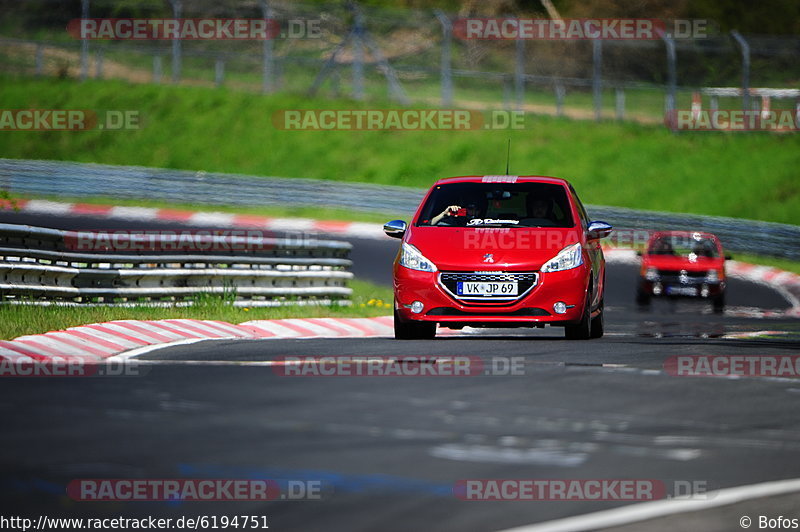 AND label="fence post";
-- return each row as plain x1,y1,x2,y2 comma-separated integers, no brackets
153,54,162,84
731,31,750,111
592,38,602,121
615,88,625,120
169,0,182,83
434,10,453,107
661,30,677,131
260,0,274,93
35,44,44,77
80,0,90,81
352,3,365,100
503,77,511,109
95,48,104,79
555,82,565,116
515,36,525,111
215,58,224,87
